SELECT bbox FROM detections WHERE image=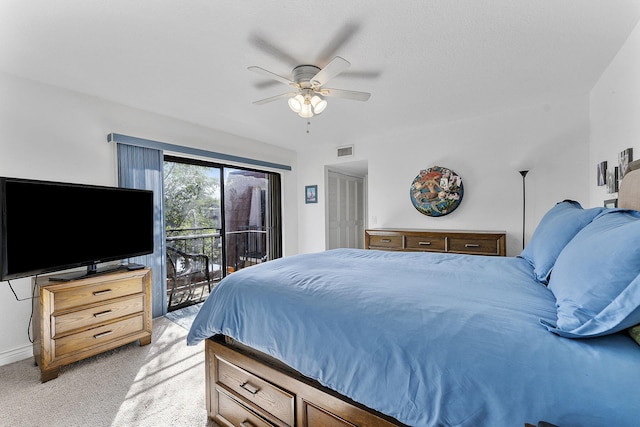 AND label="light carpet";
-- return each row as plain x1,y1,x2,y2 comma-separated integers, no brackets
0,315,213,427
